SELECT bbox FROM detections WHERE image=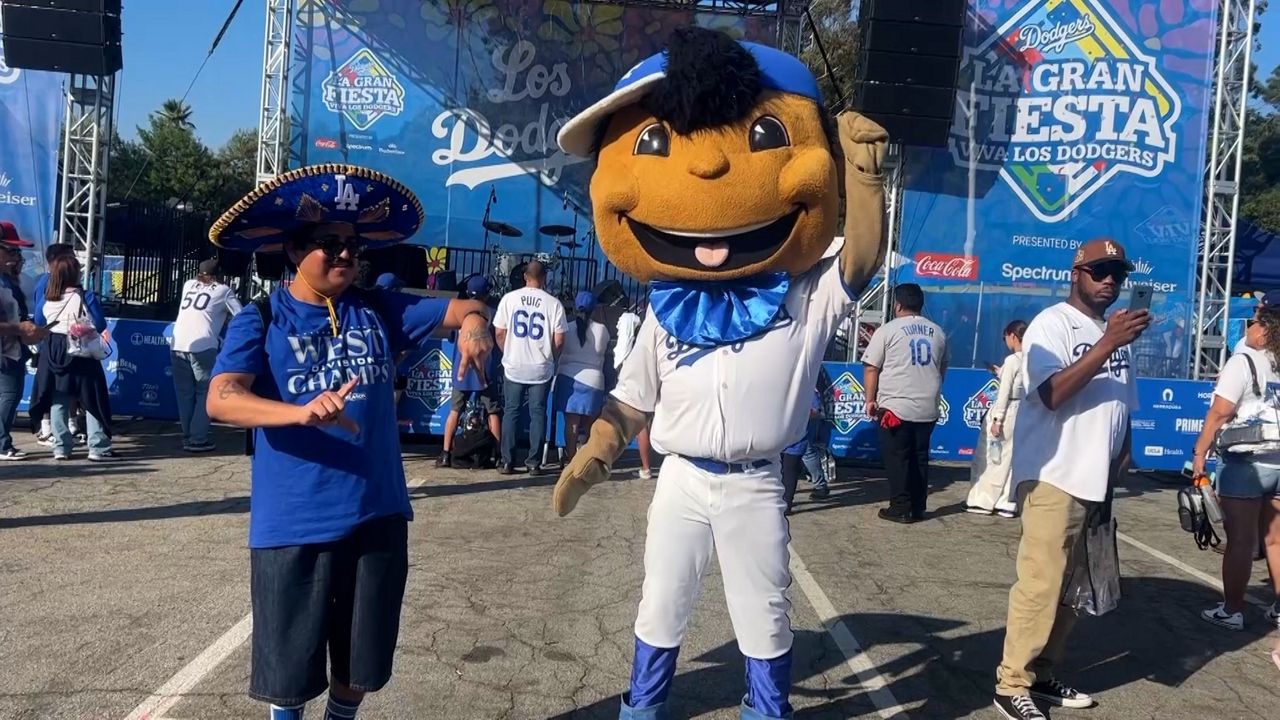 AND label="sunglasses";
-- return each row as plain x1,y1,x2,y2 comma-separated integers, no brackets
1078,263,1129,283
309,235,366,260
